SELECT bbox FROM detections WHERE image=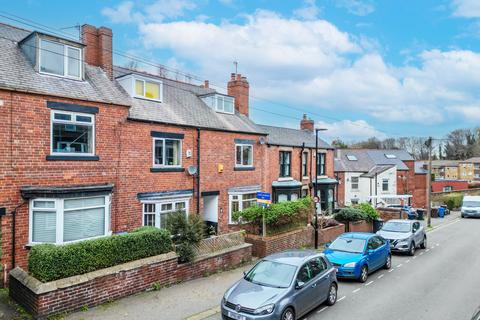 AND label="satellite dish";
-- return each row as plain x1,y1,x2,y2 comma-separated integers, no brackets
187,165,198,176
259,137,266,145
